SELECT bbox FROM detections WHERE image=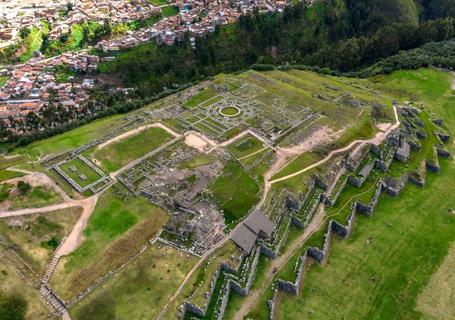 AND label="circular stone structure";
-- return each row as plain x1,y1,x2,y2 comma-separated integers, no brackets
219,106,241,117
